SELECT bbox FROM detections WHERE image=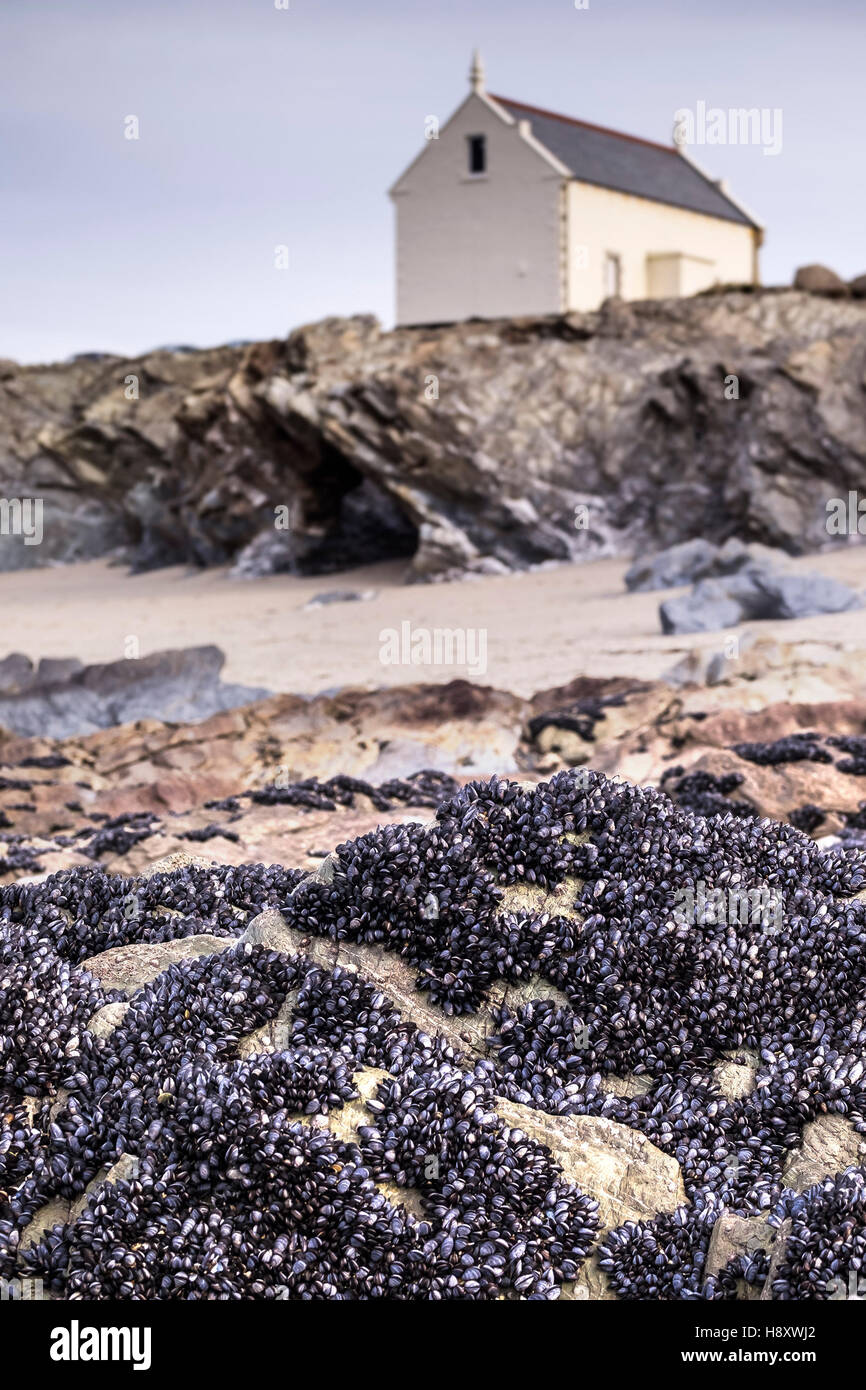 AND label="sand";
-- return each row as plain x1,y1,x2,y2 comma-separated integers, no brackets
0,548,863,699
